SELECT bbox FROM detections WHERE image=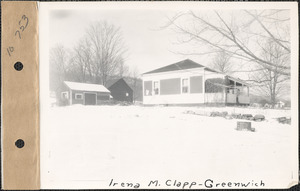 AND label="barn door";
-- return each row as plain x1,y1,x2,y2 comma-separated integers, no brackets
84,93,97,105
